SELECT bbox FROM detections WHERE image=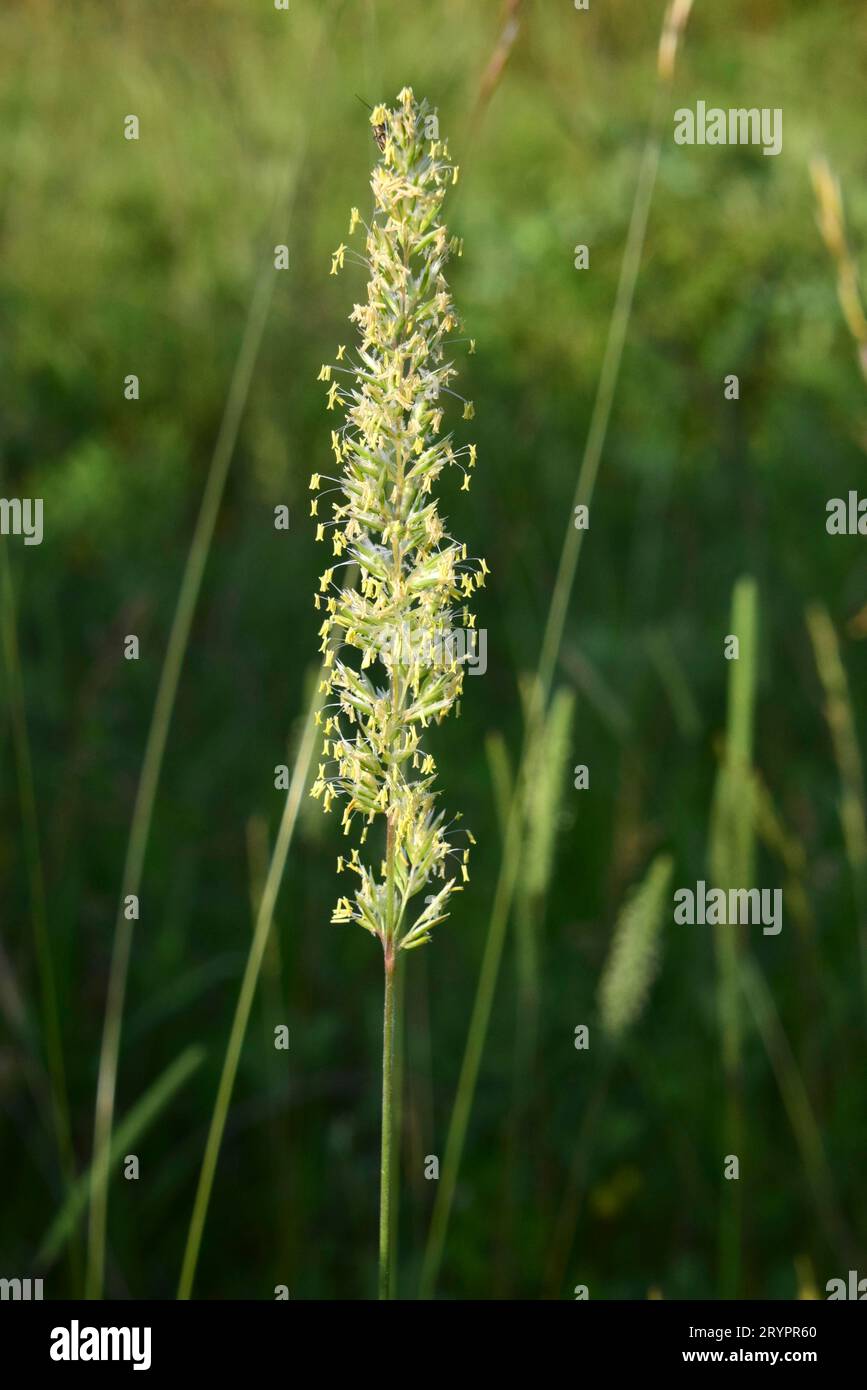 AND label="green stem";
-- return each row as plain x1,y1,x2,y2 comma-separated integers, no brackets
711,576,757,1297
177,672,323,1299
419,76,673,1304
0,542,79,1287
379,944,397,1300
85,222,290,1303
388,951,405,1297
86,257,280,1299
82,7,339,1288
806,603,867,1012
379,809,399,1300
